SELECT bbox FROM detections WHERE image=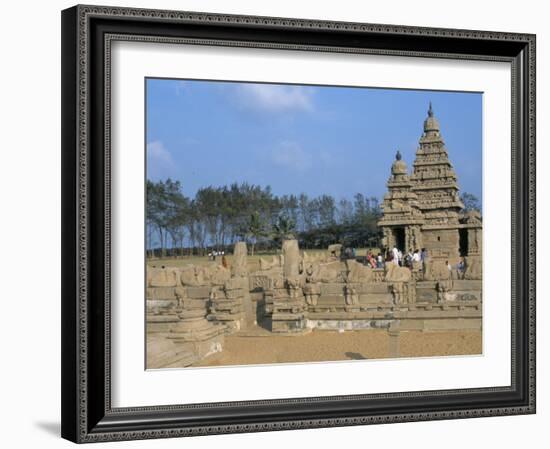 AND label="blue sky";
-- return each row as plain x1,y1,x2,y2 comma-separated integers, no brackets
146,79,482,201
